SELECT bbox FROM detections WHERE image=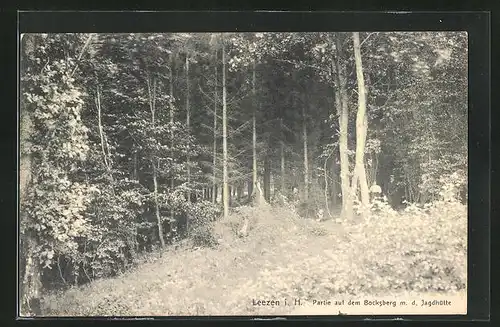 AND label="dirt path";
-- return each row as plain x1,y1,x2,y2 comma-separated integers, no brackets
41,210,467,316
